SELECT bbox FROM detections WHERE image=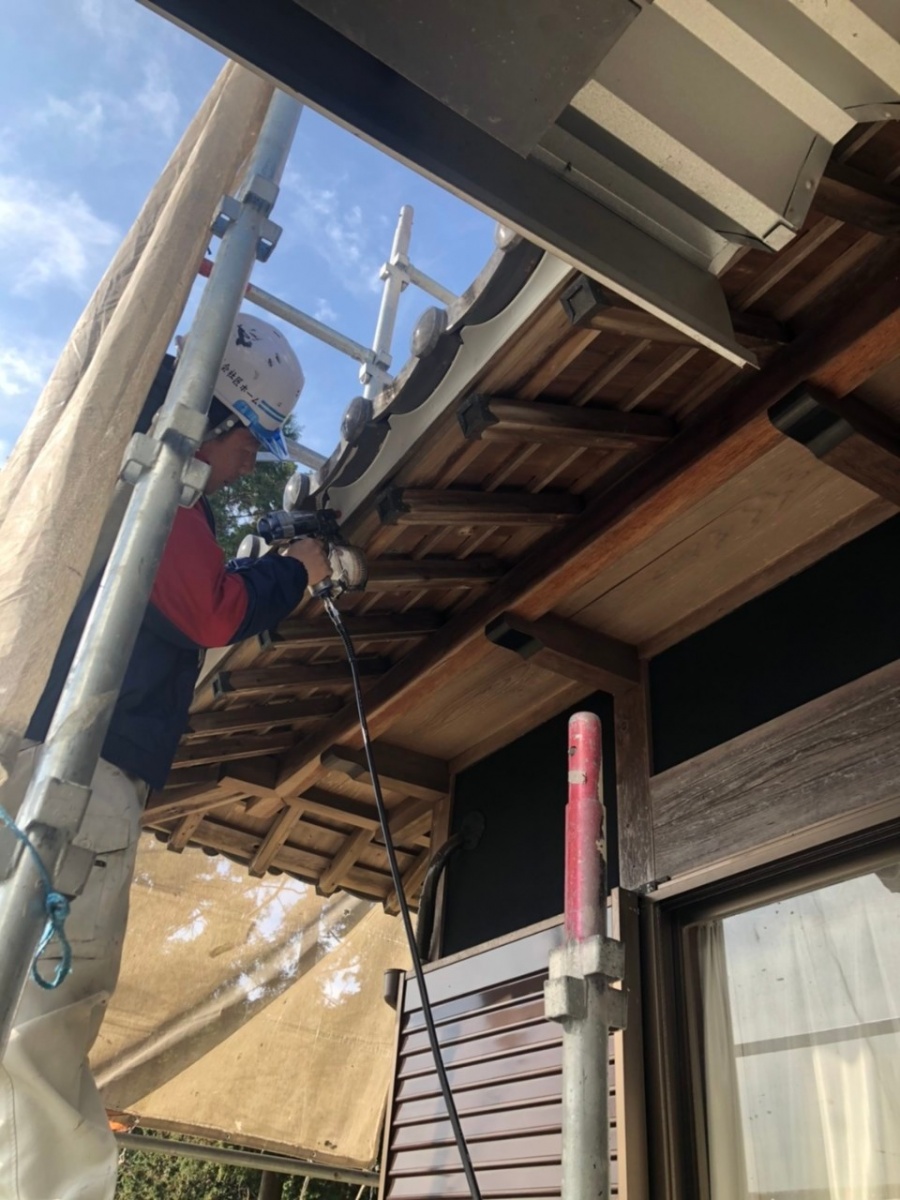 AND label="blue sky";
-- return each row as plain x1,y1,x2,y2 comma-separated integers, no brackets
0,0,495,461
